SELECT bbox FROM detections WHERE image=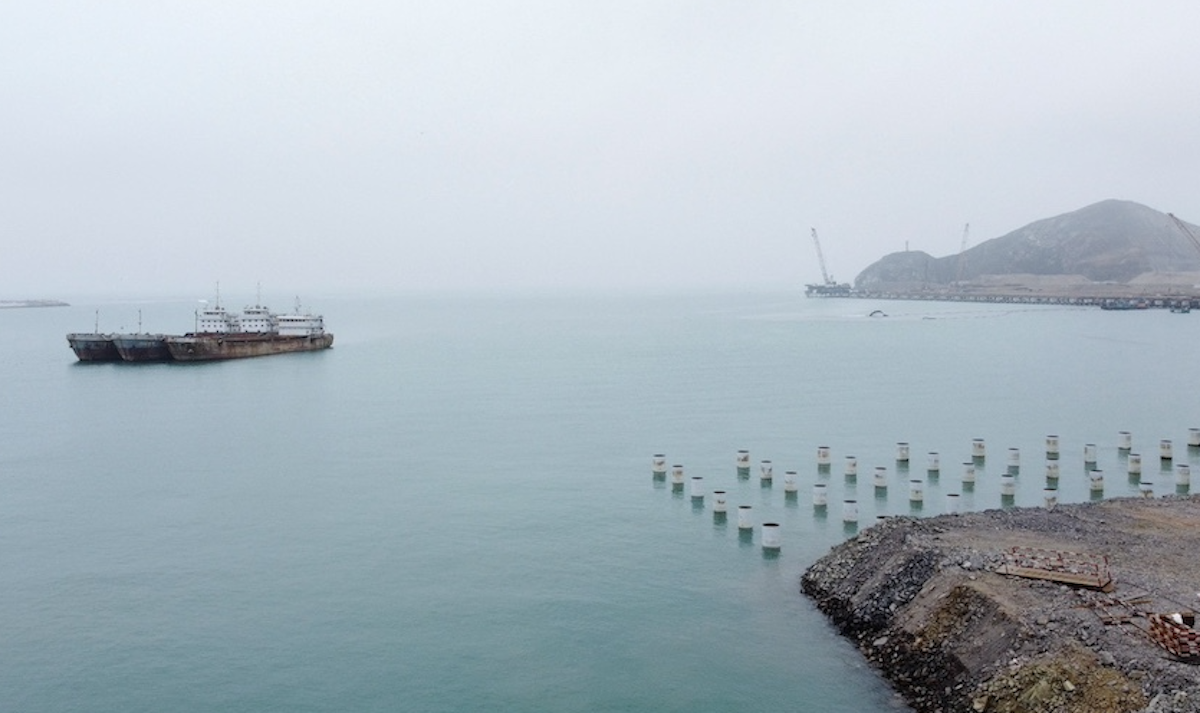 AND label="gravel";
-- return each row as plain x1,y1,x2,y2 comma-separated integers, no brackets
802,495,1200,713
